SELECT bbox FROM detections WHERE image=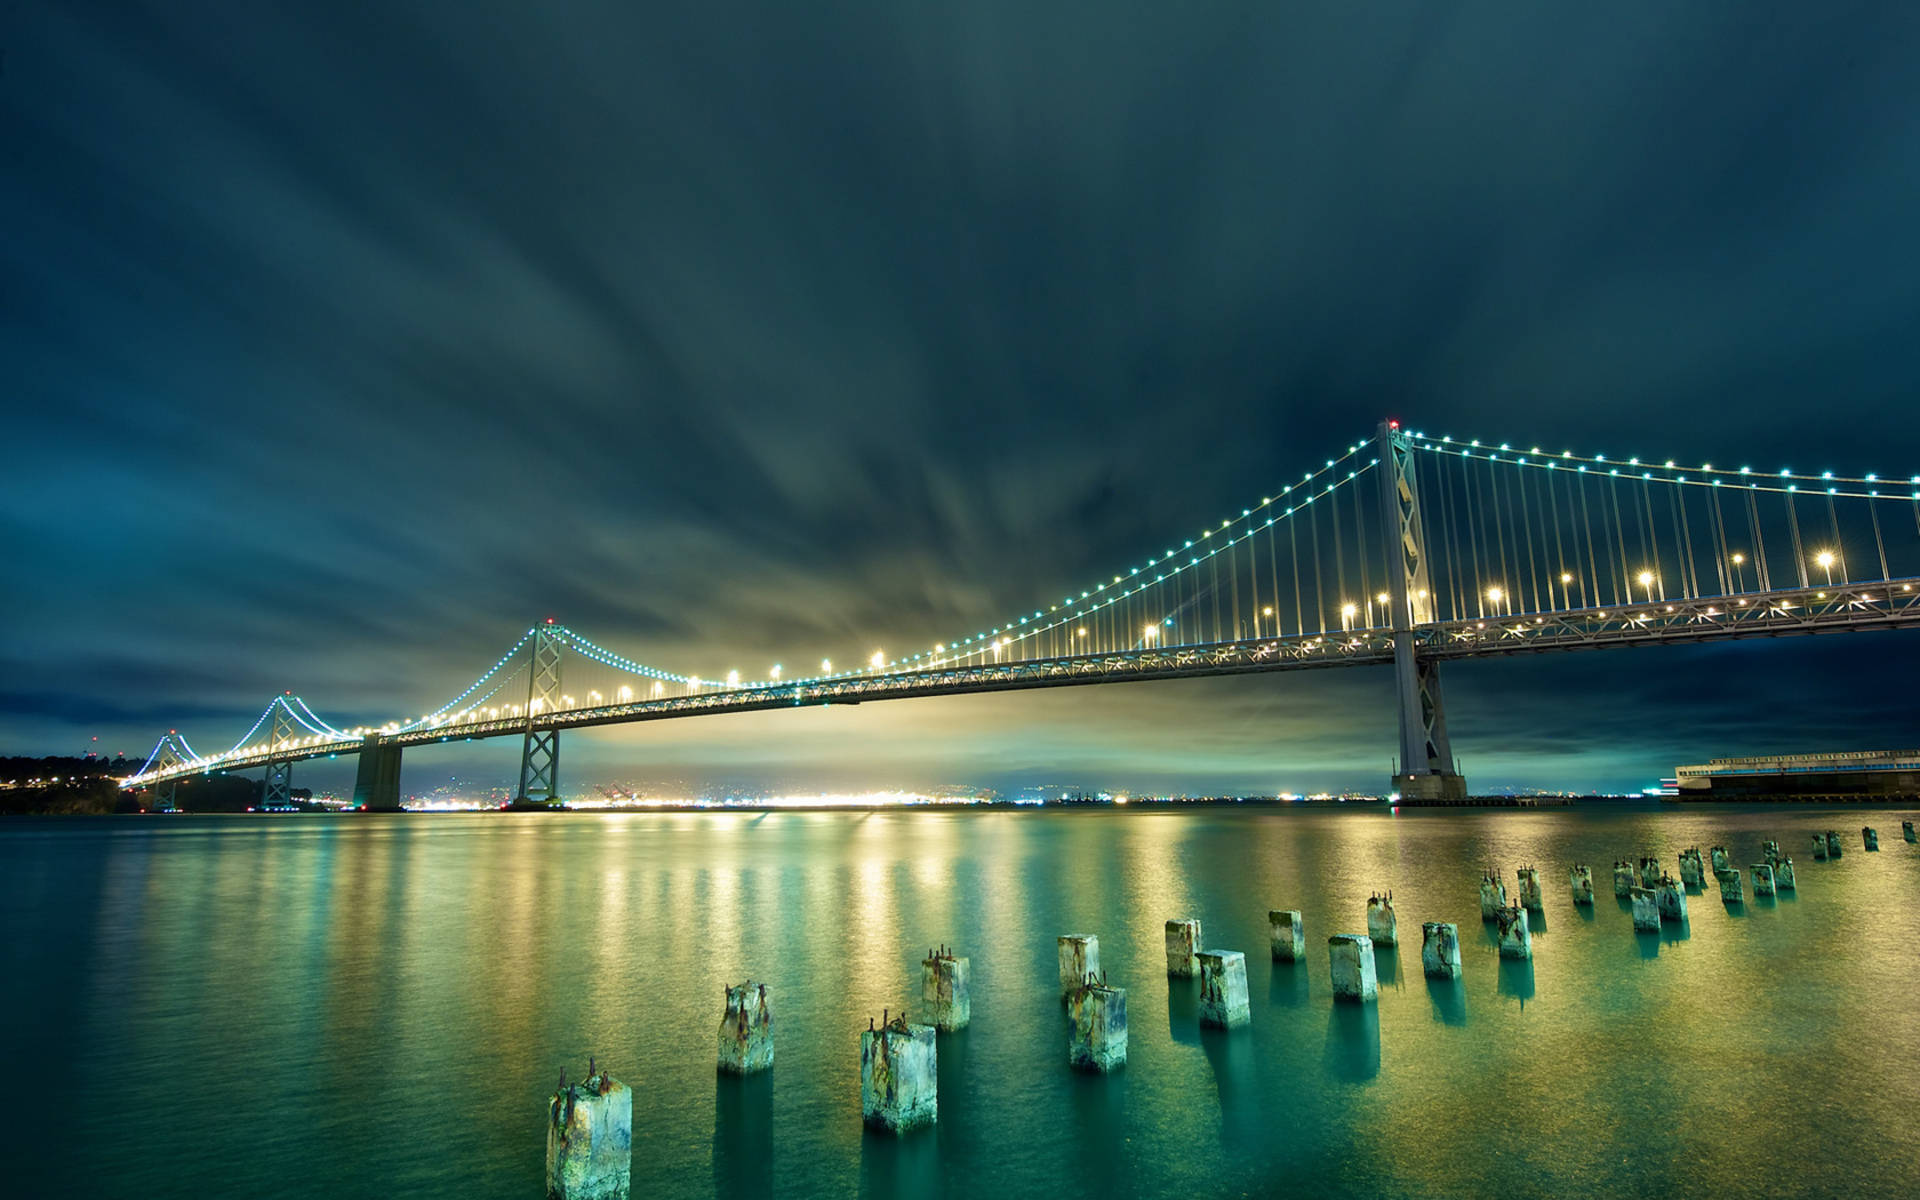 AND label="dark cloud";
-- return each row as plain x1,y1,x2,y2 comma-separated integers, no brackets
5,1,1920,791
